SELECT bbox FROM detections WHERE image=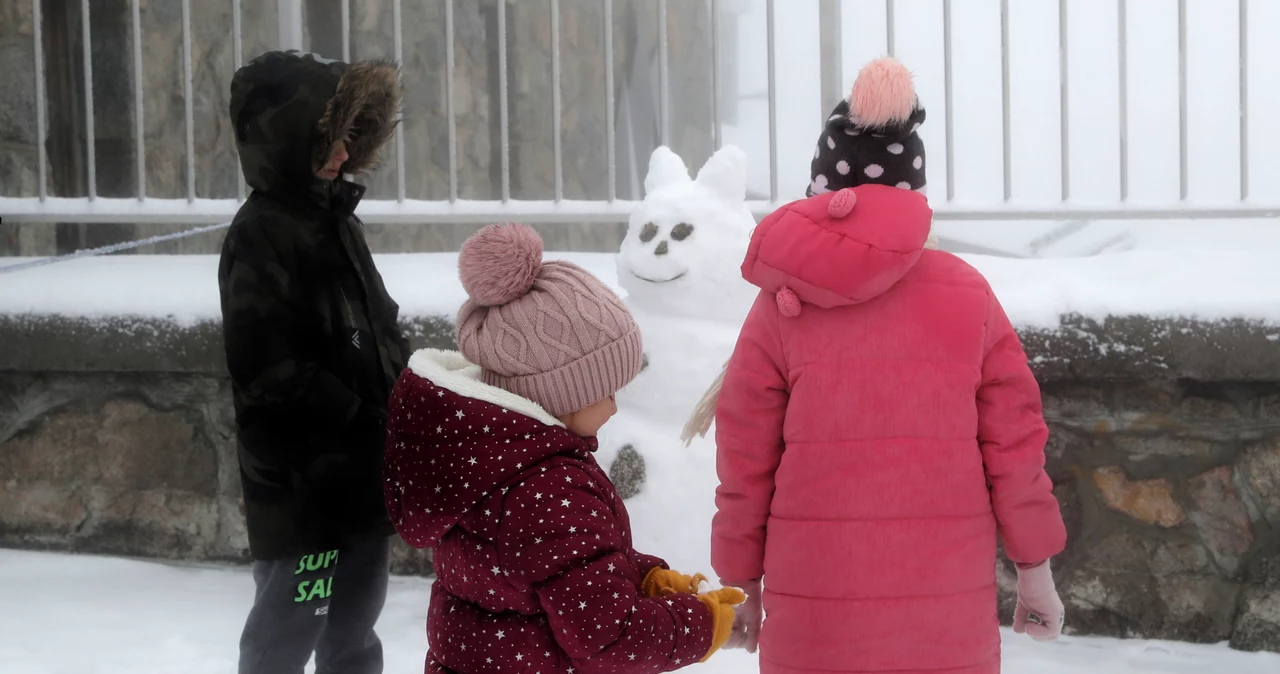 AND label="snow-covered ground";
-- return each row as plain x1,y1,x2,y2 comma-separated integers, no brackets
4,248,1280,330
2,549,1276,674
